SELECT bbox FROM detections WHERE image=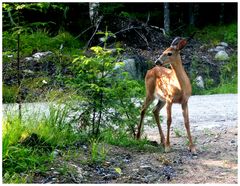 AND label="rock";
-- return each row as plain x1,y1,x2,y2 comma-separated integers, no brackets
53,171,60,175
121,54,148,79
32,51,53,61
24,57,34,62
140,165,152,169
162,166,175,180
215,150,221,154
192,155,198,159
219,42,228,47
52,149,60,158
23,69,34,74
208,48,216,53
215,46,225,51
7,54,14,58
123,58,137,77
215,50,229,61
195,76,204,89
103,173,116,180
52,177,57,181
